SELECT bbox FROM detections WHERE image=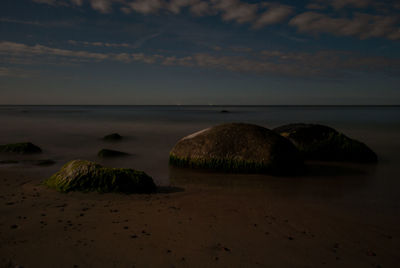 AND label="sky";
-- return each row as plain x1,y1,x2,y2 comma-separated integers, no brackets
0,0,399,105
